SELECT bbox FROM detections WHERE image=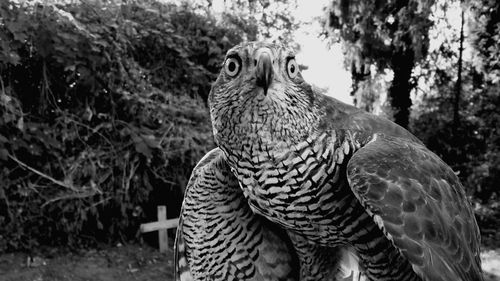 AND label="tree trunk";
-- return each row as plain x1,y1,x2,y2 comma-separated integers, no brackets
350,61,371,110
454,9,465,129
388,49,414,129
